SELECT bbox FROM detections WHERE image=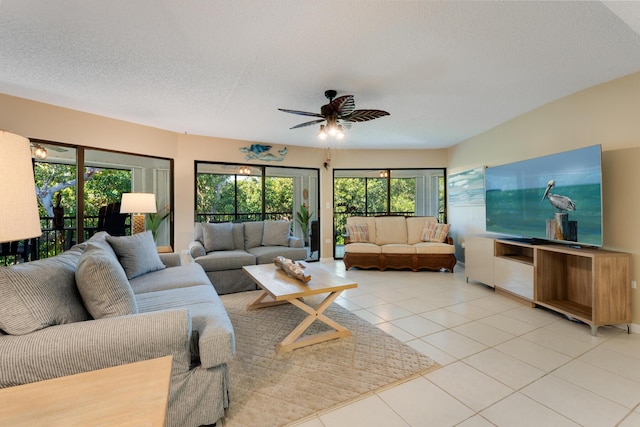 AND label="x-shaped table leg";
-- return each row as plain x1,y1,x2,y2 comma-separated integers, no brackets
273,290,351,354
